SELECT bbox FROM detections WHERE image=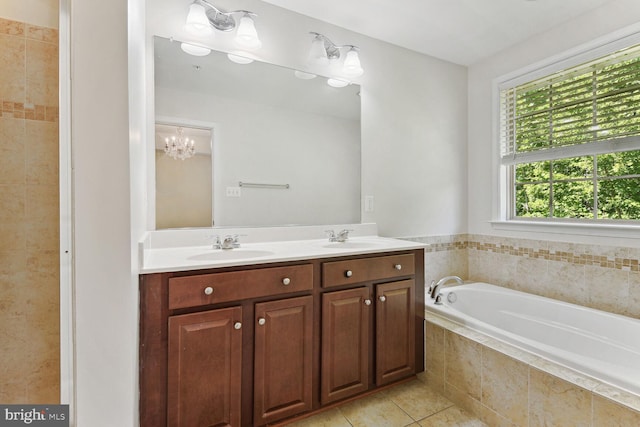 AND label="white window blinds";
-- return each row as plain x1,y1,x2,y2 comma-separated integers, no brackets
500,44,640,166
